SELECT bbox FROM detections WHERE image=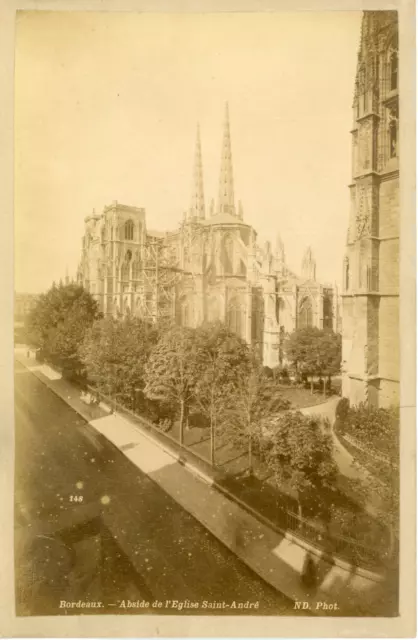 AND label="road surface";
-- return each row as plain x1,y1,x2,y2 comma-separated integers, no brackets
14,361,298,617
